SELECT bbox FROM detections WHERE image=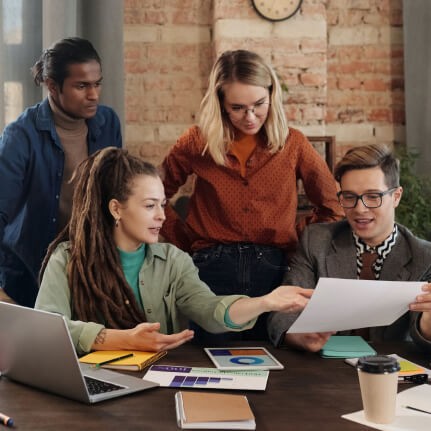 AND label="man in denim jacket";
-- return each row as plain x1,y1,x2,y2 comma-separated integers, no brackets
0,37,122,306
